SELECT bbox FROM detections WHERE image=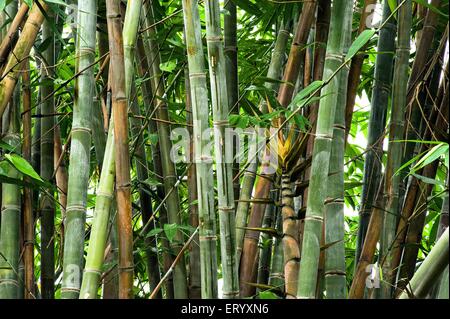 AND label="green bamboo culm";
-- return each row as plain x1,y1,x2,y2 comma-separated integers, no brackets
380,0,412,299
398,228,449,299
355,0,396,262
62,0,97,299
79,122,115,299
123,0,160,293
182,0,218,299
204,0,239,299
297,0,353,299
324,12,352,298
40,9,56,300
144,0,188,298
0,86,21,299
